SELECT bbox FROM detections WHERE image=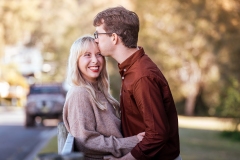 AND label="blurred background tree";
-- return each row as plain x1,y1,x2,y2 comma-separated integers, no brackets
135,0,240,117
0,0,239,121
